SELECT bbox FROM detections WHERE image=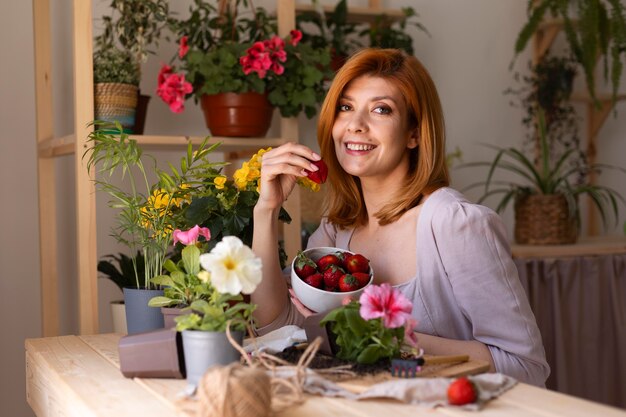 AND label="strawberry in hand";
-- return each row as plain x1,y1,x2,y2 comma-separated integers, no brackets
447,377,478,406
305,159,328,184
